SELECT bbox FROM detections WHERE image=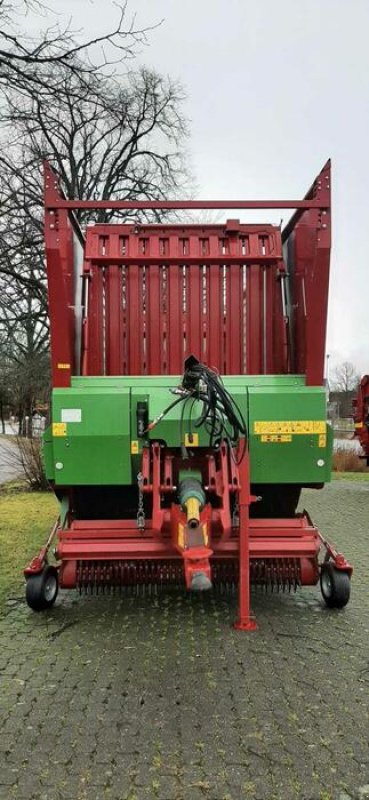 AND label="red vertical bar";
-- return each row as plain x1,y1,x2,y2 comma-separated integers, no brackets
127,264,142,374
183,236,198,363
146,234,161,374
218,442,232,537
147,264,161,374
225,235,240,374
272,264,286,374
242,264,247,374
305,231,330,385
152,443,165,533
121,265,128,375
207,234,222,370
160,266,168,375
202,265,209,363
59,217,75,374
87,231,100,260
106,264,122,375
292,225,311,375
247,265,261,373
234,444,257,631
222,265,228,374
183,266,189,363
118,225,131,375
44,164,74,386
208,265,222,370
188,264,201,359
168,264,182,374
227,264,242,373
265,267,274,373
87,265,104,375
45,249,73,386
305,161,331,385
